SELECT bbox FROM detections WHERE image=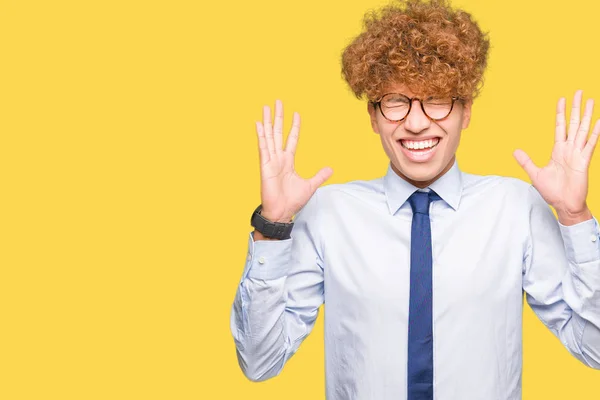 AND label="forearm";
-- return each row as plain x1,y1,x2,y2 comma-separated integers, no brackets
232,192,324,380
230,230,322,381
580,320,600,368
558,217,600,368
230,275,292,381
524,186,600,368
252,230,281,241
527,289,600,369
